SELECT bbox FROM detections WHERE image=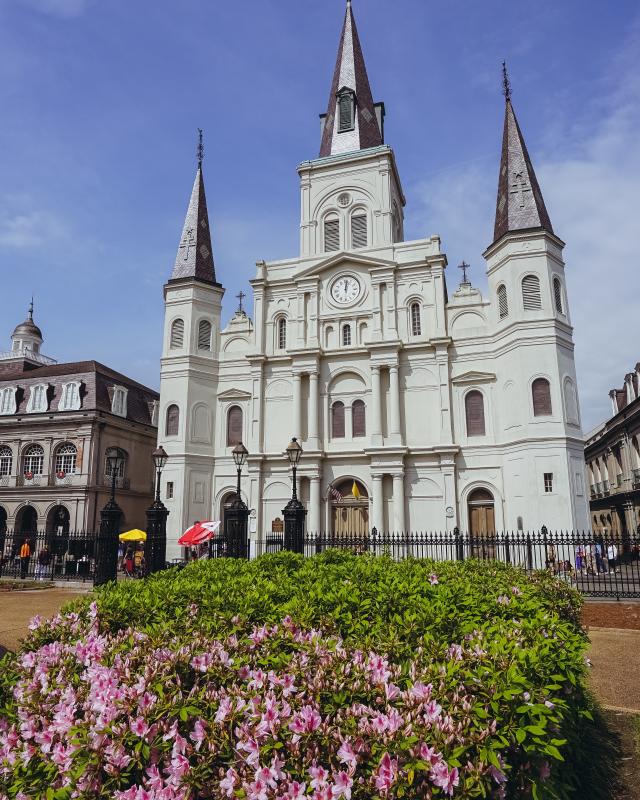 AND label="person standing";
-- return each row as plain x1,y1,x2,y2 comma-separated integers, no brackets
19,539,31,580
607,542,619,573
35,546,51,581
